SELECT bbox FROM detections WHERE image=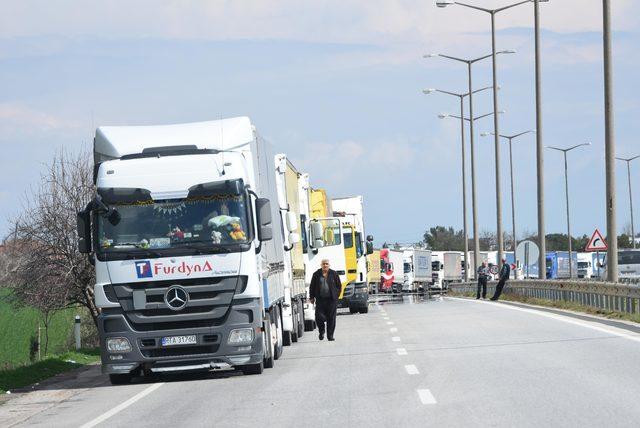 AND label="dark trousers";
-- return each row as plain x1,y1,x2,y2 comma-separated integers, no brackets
315,298,337,338
476,277,487,299
492,278,507,300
